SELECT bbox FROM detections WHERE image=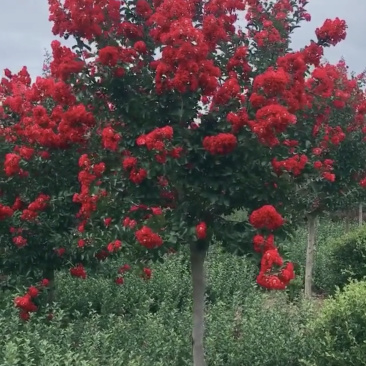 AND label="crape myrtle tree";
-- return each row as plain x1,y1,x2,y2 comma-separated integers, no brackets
272,59,366,298
1,0,366,365
0,69,94,297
